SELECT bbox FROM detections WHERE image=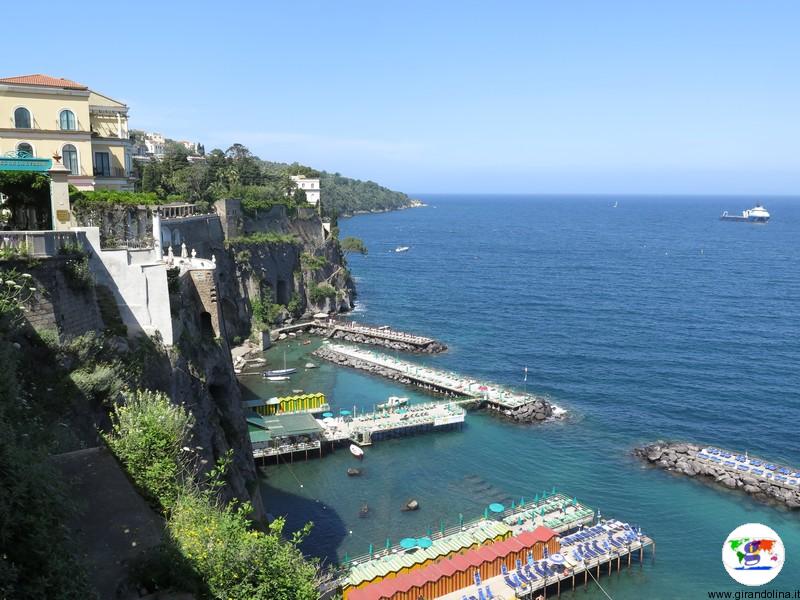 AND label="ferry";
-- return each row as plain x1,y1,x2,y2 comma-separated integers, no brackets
395,246,410,253
720,203,770,223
